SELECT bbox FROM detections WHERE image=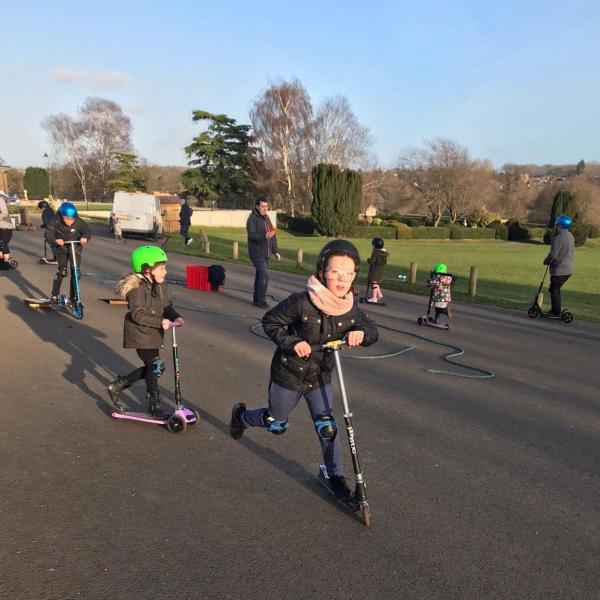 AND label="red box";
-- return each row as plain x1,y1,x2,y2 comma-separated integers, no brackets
186,265,211,291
